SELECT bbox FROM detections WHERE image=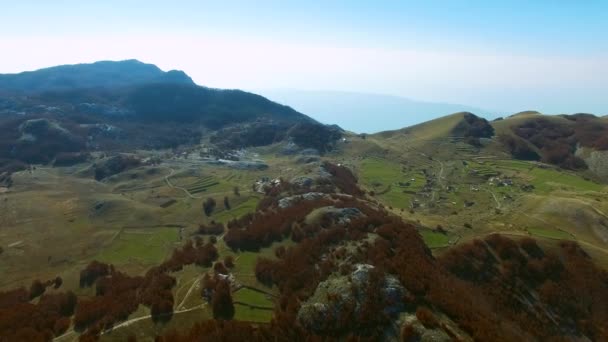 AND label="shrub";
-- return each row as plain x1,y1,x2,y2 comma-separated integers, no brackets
203,198,217,217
